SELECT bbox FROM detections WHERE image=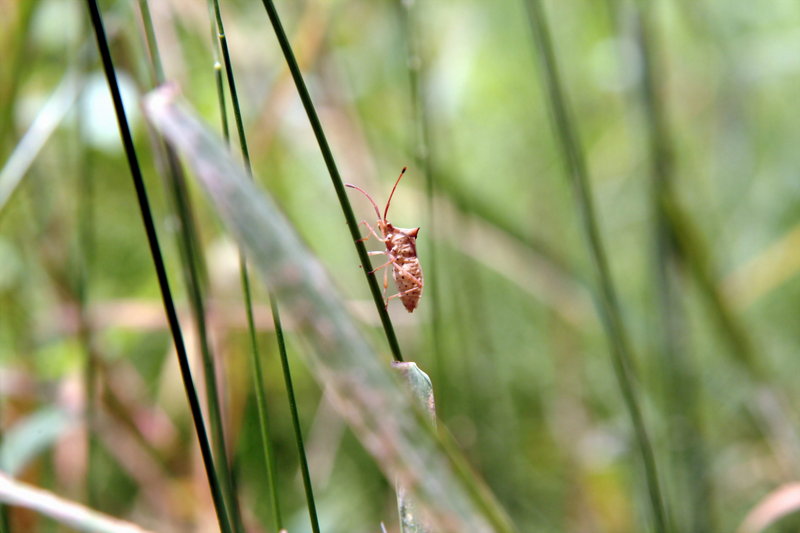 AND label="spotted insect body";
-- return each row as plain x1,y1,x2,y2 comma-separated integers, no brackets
346,168,424,312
